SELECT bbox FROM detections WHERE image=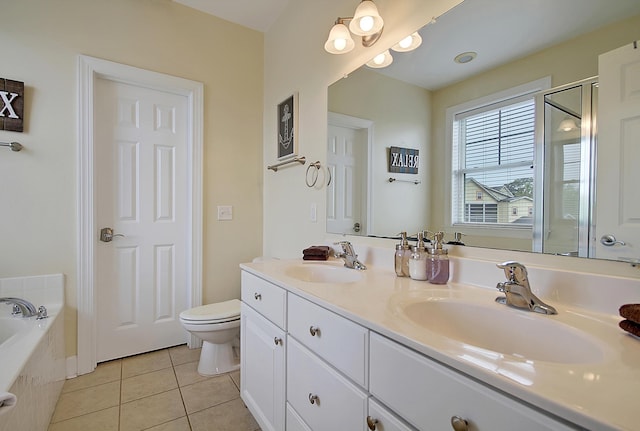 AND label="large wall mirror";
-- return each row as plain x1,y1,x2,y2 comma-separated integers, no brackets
327,0,640,263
